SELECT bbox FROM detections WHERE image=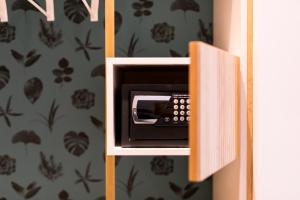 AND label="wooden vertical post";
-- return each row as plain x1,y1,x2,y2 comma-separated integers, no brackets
247,0,253,199
105,0,115,200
